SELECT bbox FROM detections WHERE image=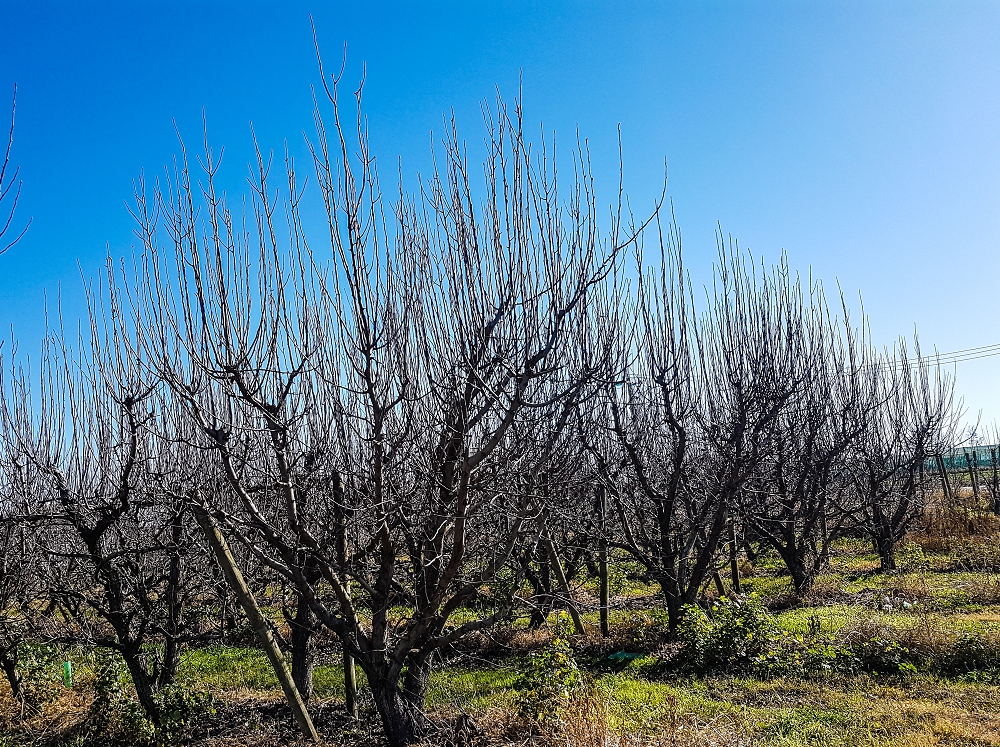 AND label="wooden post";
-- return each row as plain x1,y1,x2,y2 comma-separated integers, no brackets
713,571,728,598
936,454,953,503
965,450,981,503
332,472,358,719
729,520,742,594
192,500,319,742
597,484,610,638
